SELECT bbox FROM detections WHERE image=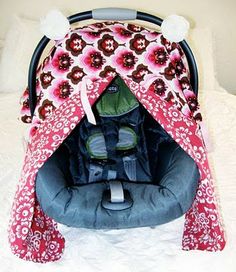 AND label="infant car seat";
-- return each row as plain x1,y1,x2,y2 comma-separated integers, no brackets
8,8,225,263
36,76,199,228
